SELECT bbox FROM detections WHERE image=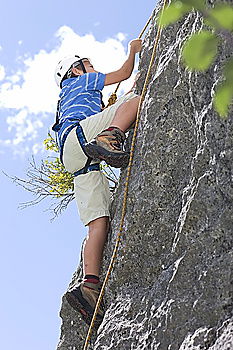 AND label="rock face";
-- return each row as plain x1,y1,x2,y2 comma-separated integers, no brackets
57,1,233,349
